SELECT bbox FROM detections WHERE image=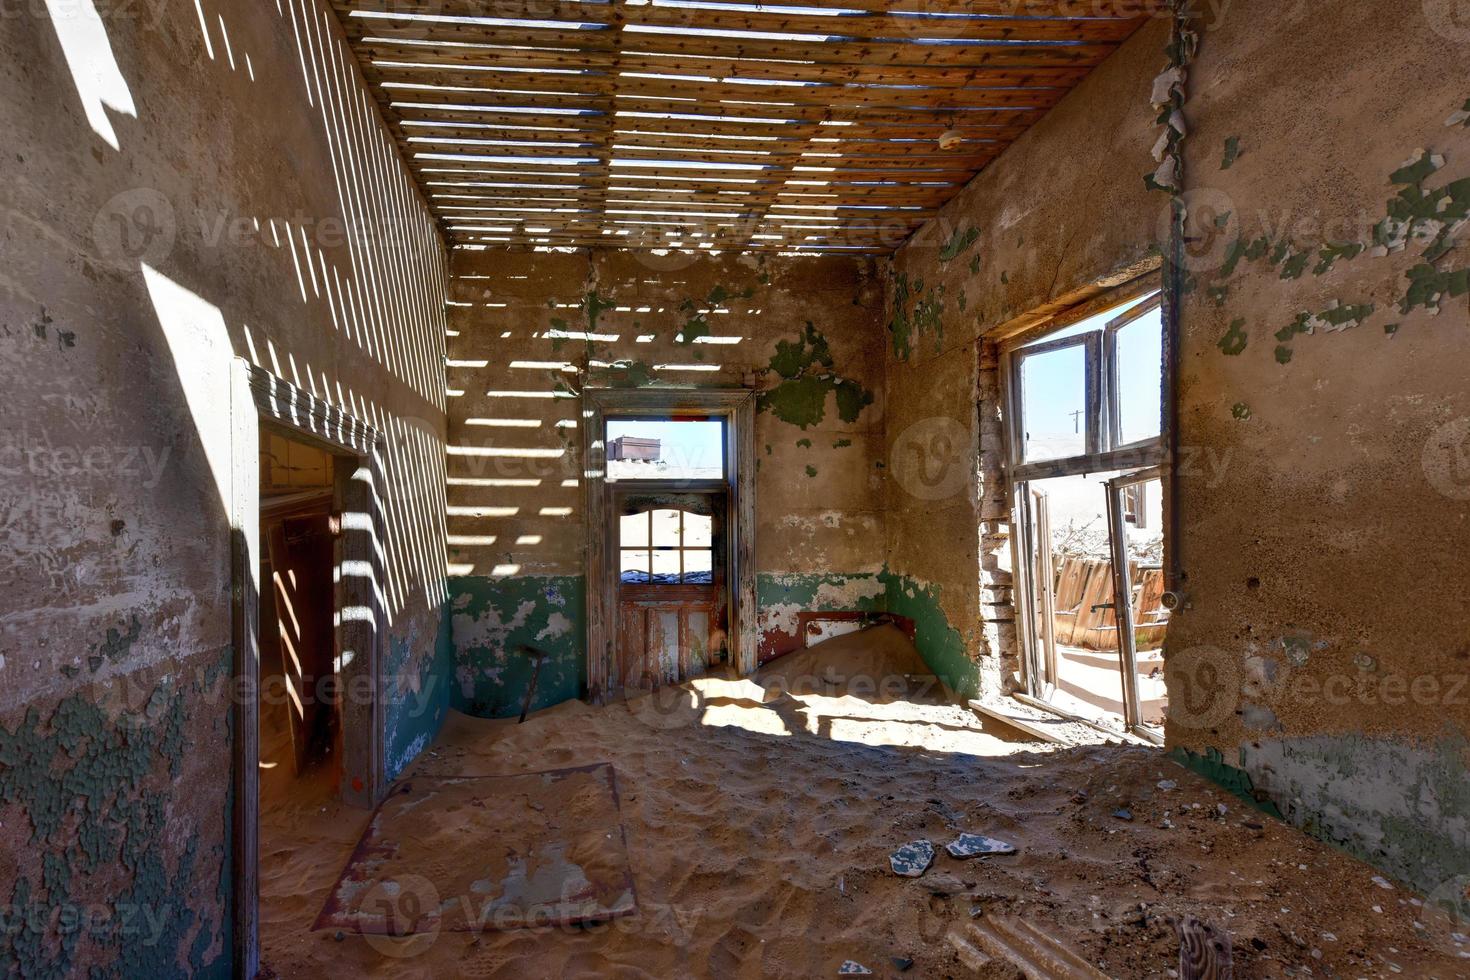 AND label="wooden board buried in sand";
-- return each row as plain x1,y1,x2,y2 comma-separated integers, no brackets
314,763,637,935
